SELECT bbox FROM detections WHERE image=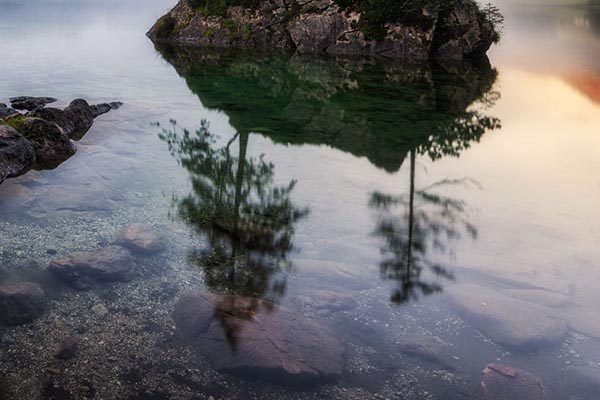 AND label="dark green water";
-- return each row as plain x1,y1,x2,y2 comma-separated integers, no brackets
1,1,600,399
